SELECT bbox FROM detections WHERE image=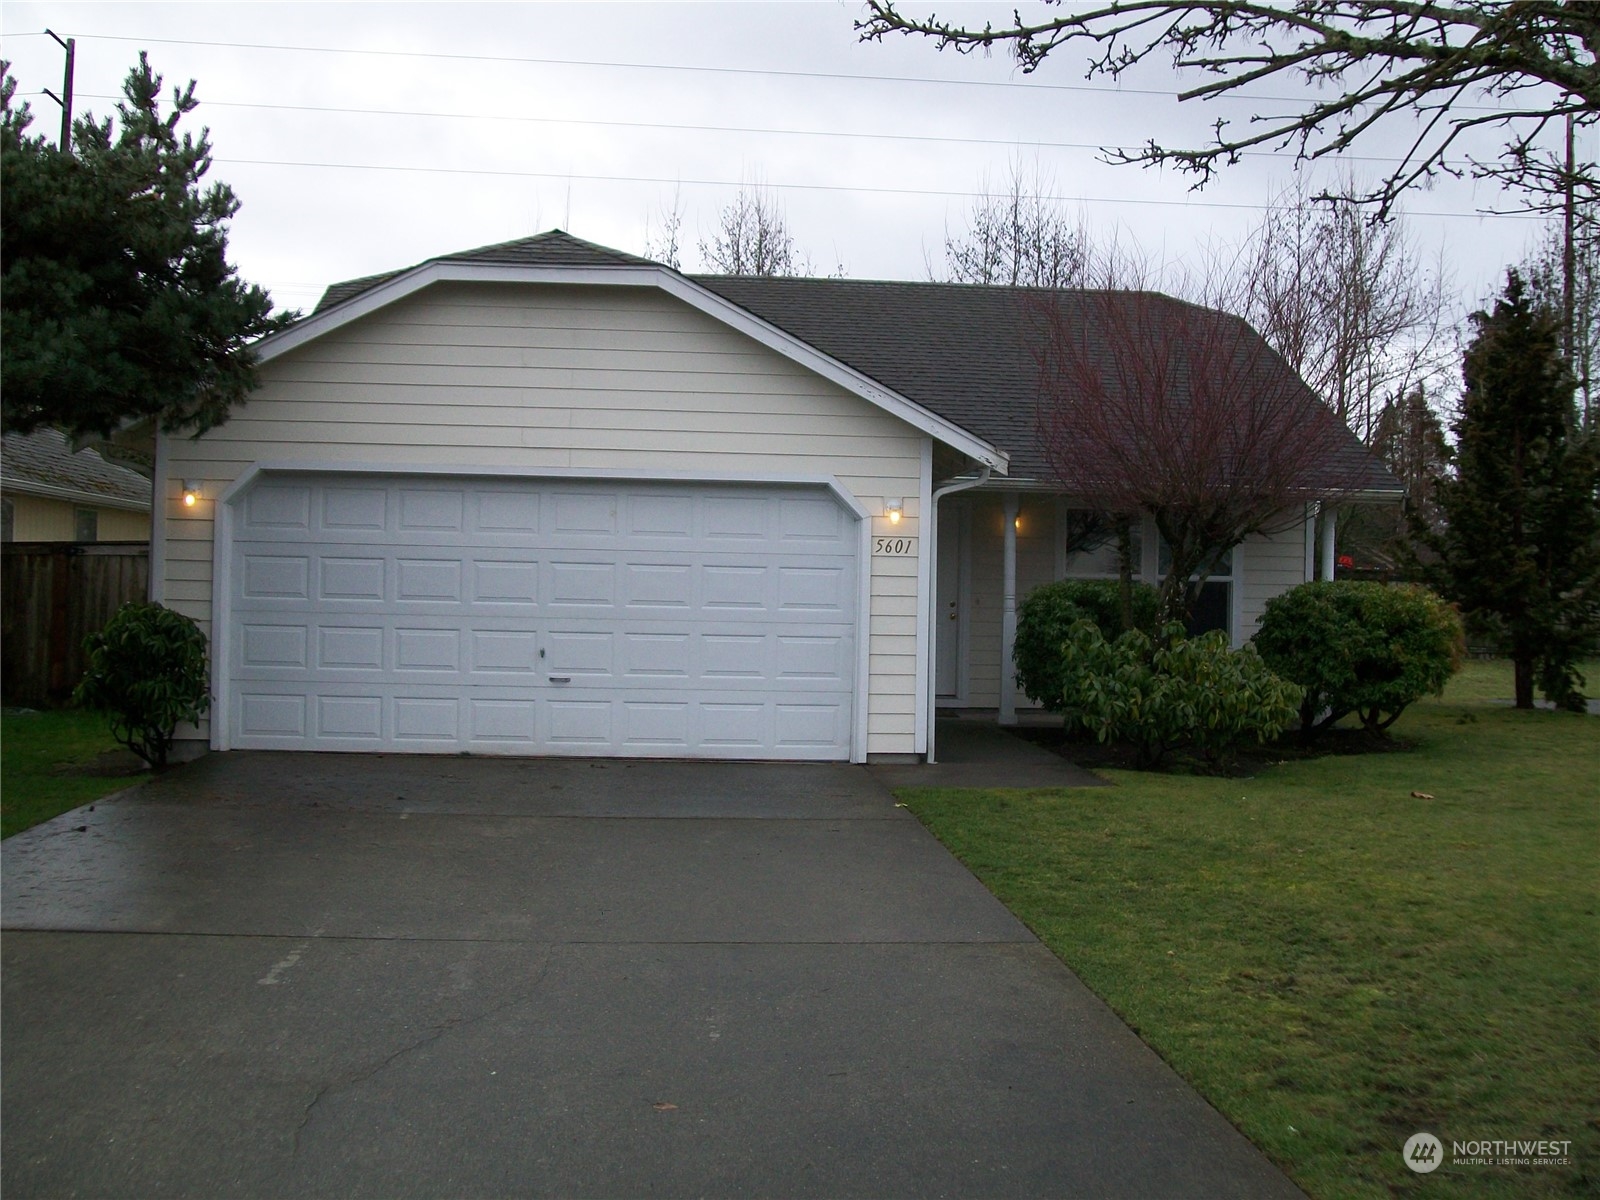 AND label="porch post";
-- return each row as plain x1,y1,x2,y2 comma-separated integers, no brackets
1319,503,1338,581
1000,491,1019,726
